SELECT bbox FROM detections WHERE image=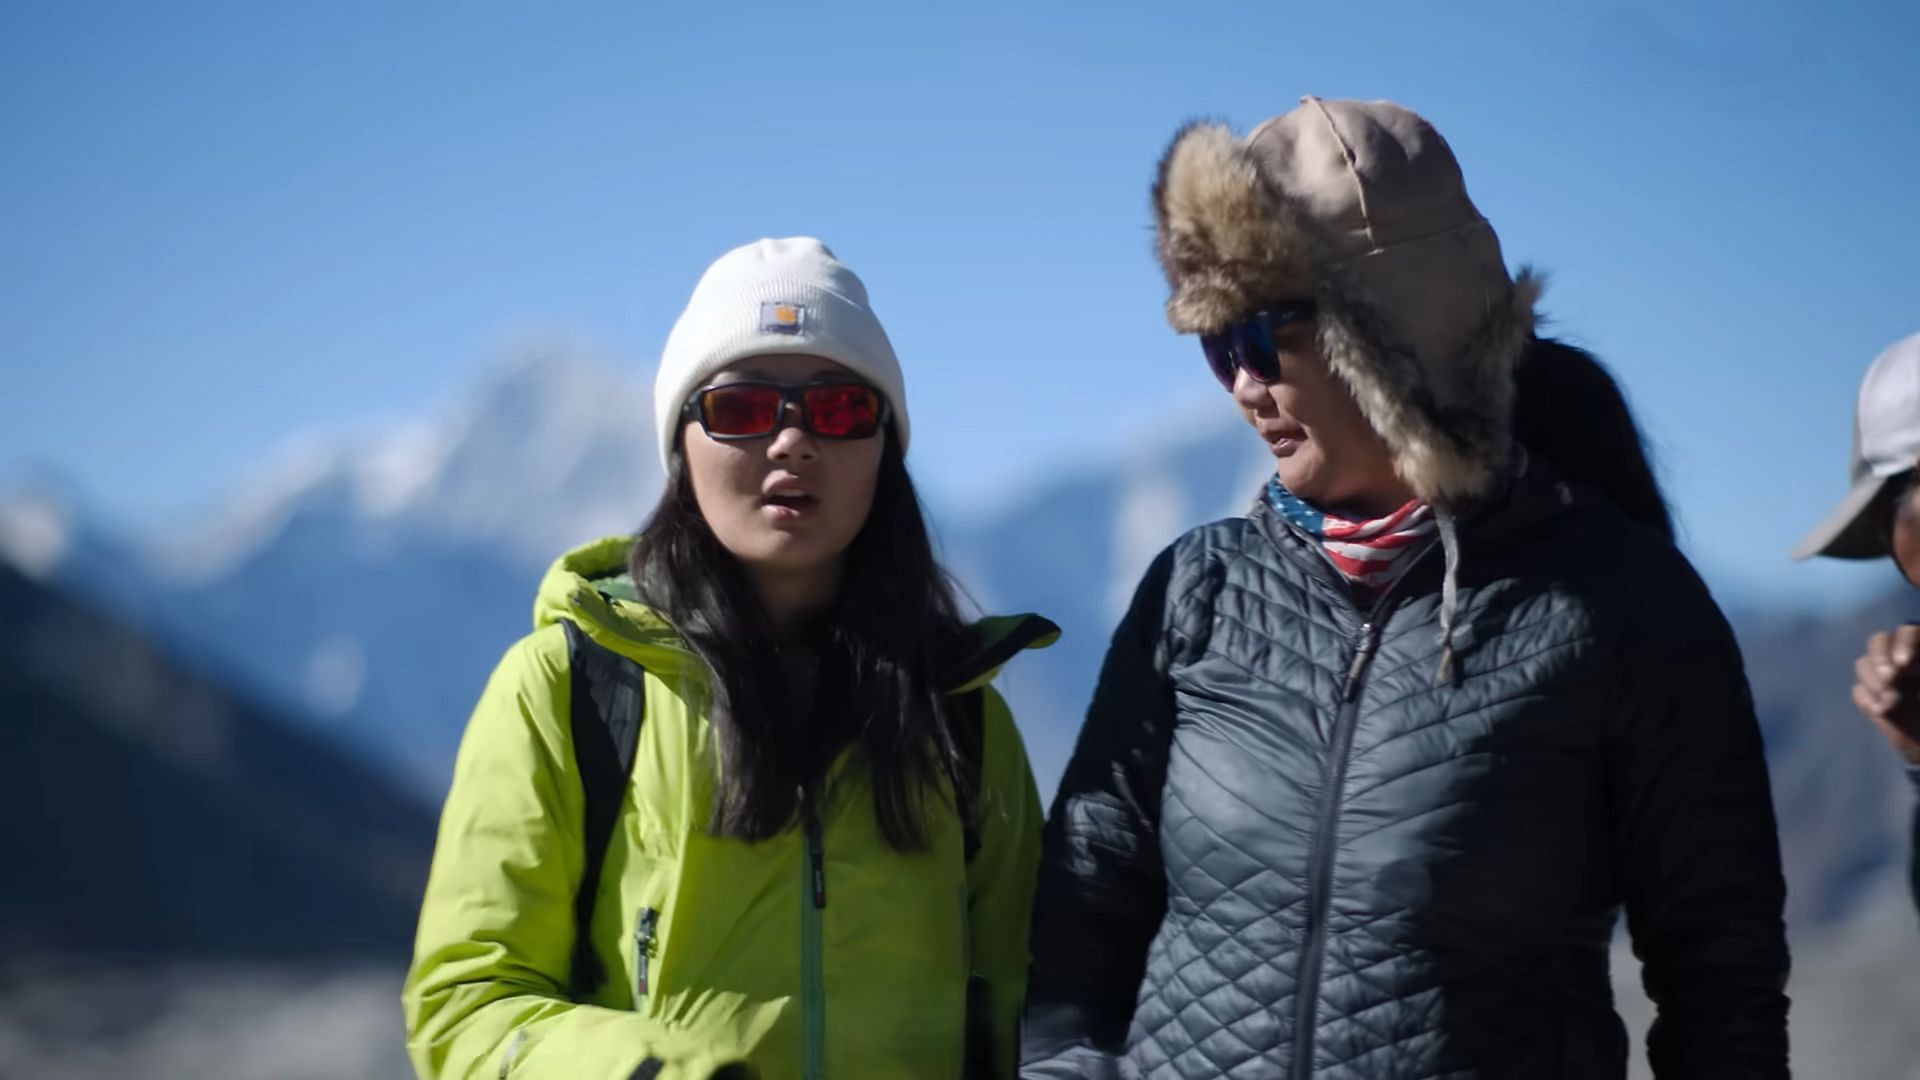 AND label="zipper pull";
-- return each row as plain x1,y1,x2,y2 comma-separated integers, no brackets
1343,622,1376,701
807,820,826,908
634,906,658,998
